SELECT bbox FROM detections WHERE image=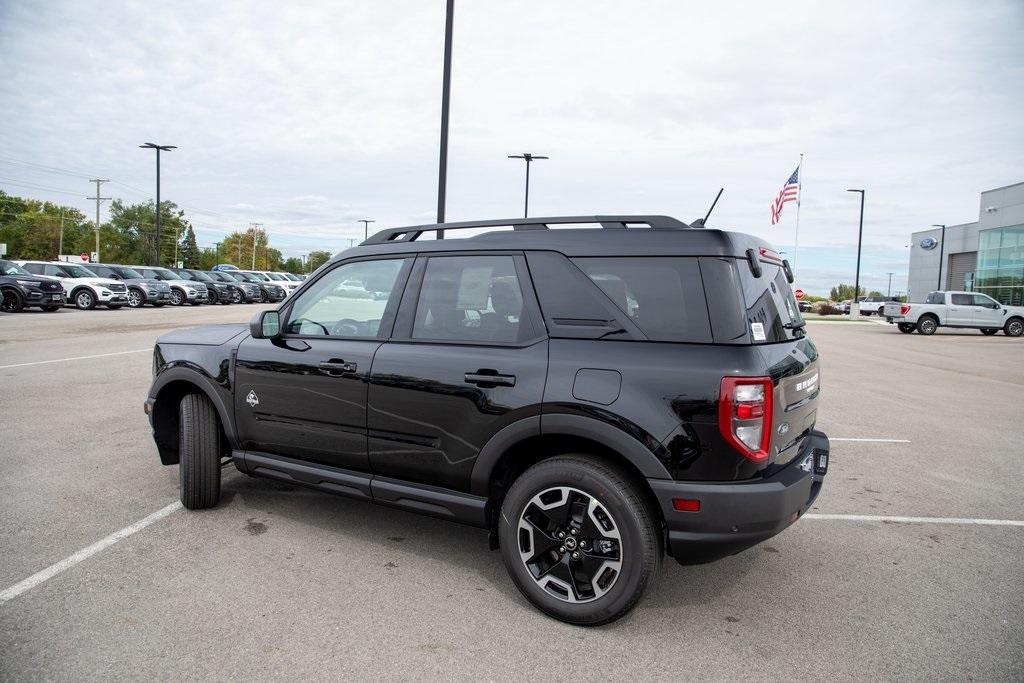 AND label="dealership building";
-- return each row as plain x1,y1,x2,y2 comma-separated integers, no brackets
907,181,1024,305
